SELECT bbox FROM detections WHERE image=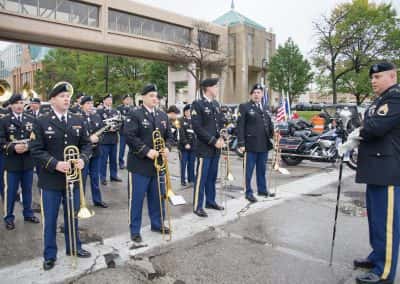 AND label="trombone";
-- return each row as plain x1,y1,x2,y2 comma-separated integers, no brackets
268,129,290,197
219,128,234,215
152,129,172,241
64,145,95,267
